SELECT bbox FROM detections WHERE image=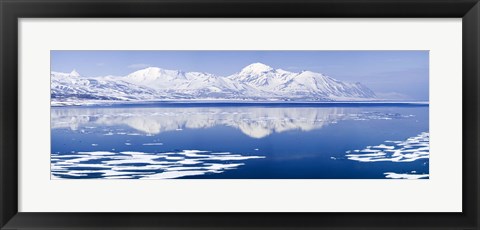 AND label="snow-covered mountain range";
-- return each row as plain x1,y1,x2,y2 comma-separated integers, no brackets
51,63,376,105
